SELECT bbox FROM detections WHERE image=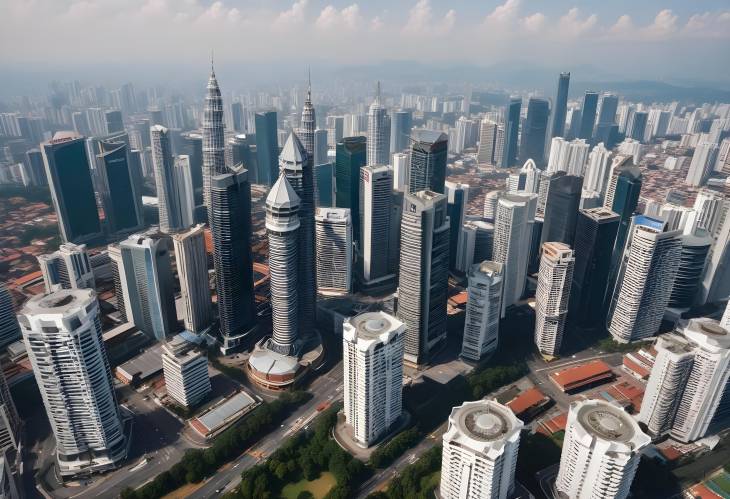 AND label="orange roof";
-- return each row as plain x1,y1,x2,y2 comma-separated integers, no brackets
550,360,613,391
688,484,723,499
623,357,651,378
204,228,213,253
658,446,683,462
449,291,468,305
13,270,42,286
539,413,567,434
506,387,549,416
